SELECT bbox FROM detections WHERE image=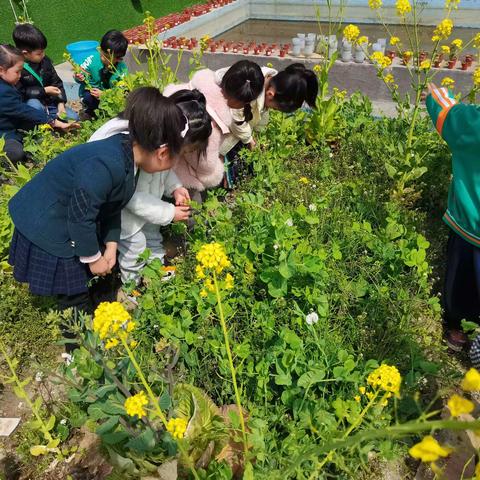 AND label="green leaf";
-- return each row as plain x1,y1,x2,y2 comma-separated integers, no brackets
125,427,156,452
297,369,326,388
45,414,56,432
47,438,60,449
243,461,254,480
275,373,292,386
101,400,127,415
102,429,129,445
94,384,117,399
87,403,109,421
96,415,119,435
30,445,48,456
159,391,171,410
